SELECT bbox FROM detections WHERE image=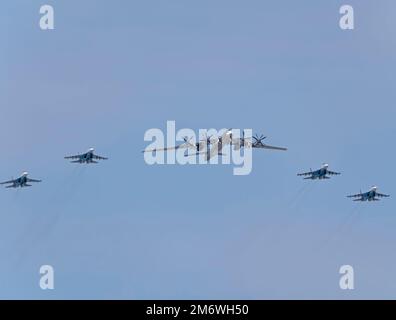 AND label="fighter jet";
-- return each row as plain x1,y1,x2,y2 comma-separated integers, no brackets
64,148,108,164
347,186,390,202
230,131,287,151
297,163,340,180
0,172,42,188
